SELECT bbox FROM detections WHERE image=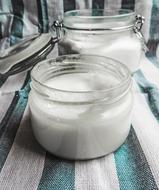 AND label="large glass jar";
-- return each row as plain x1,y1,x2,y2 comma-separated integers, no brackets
54,9,145,73
29,54,133,160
